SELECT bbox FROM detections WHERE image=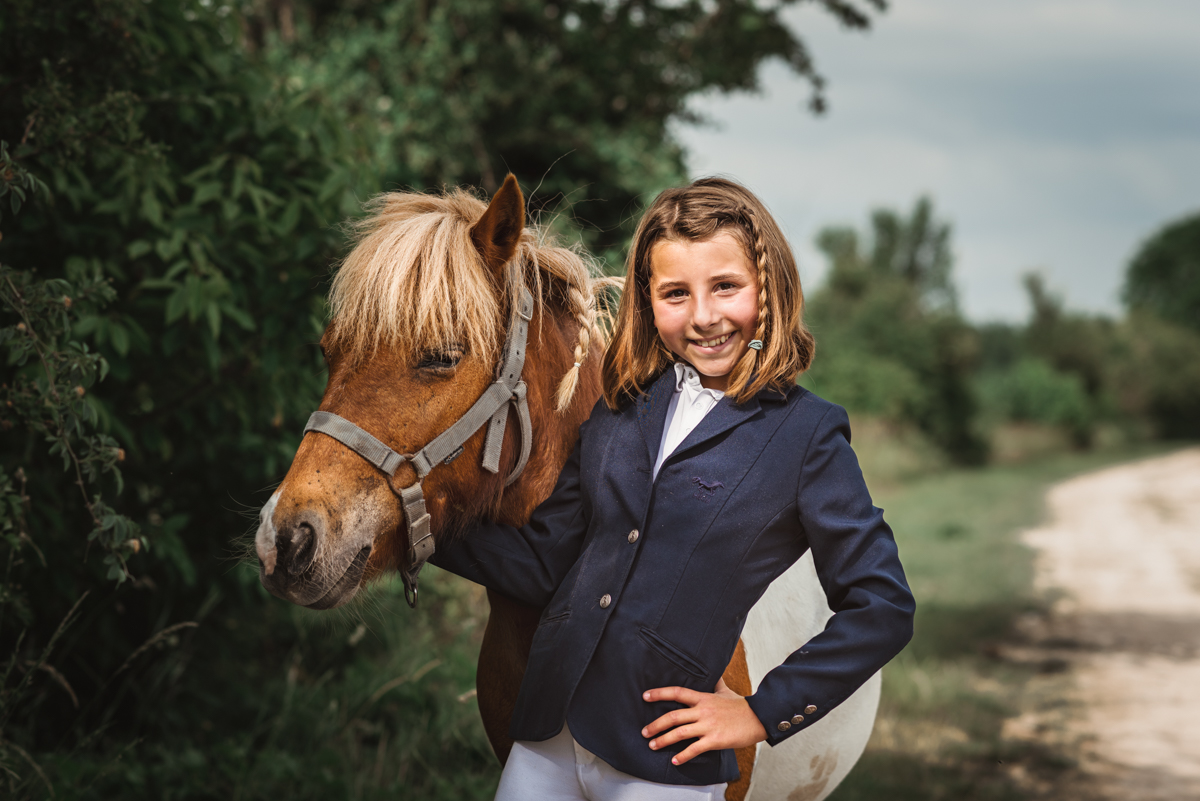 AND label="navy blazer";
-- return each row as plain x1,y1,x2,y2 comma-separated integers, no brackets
431,368,915,786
